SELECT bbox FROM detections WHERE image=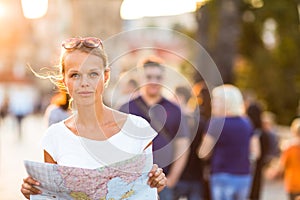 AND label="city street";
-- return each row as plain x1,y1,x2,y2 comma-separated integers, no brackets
0,114,287,200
